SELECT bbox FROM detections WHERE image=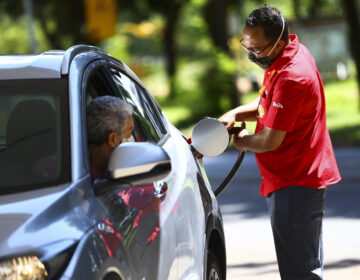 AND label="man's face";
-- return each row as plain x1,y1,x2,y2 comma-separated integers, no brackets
122,115,134,140
241,25,278,61
108,115,134,149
